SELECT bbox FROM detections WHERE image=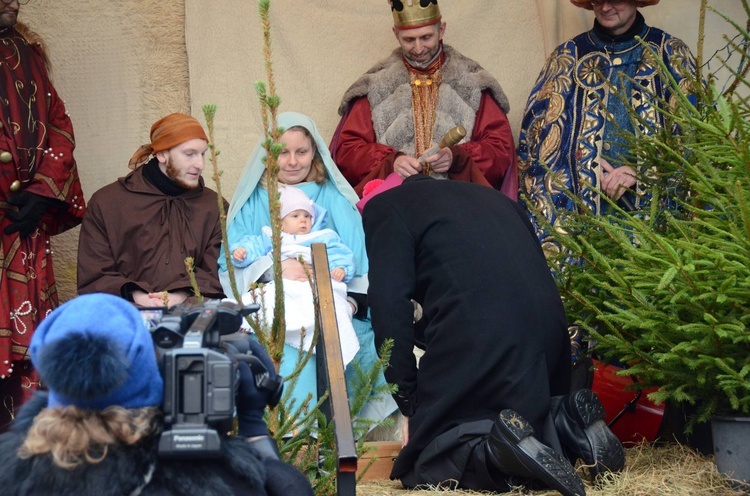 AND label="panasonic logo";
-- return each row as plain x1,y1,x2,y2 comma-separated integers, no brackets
173,435,205,442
